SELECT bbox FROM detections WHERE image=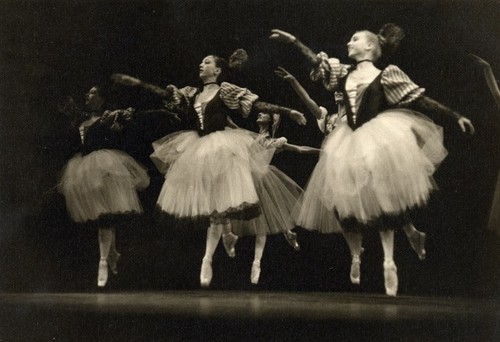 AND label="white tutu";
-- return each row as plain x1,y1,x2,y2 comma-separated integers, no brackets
297,109,447,228
59,149,150,223
153,128,270,221
231,166,303,236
